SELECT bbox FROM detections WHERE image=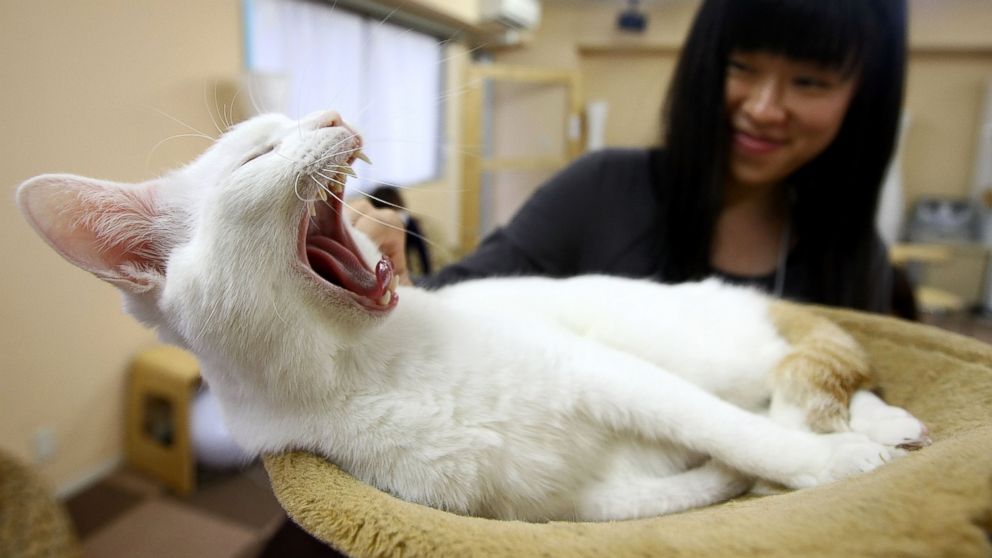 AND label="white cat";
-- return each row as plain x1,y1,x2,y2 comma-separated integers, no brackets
17,110,930,521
